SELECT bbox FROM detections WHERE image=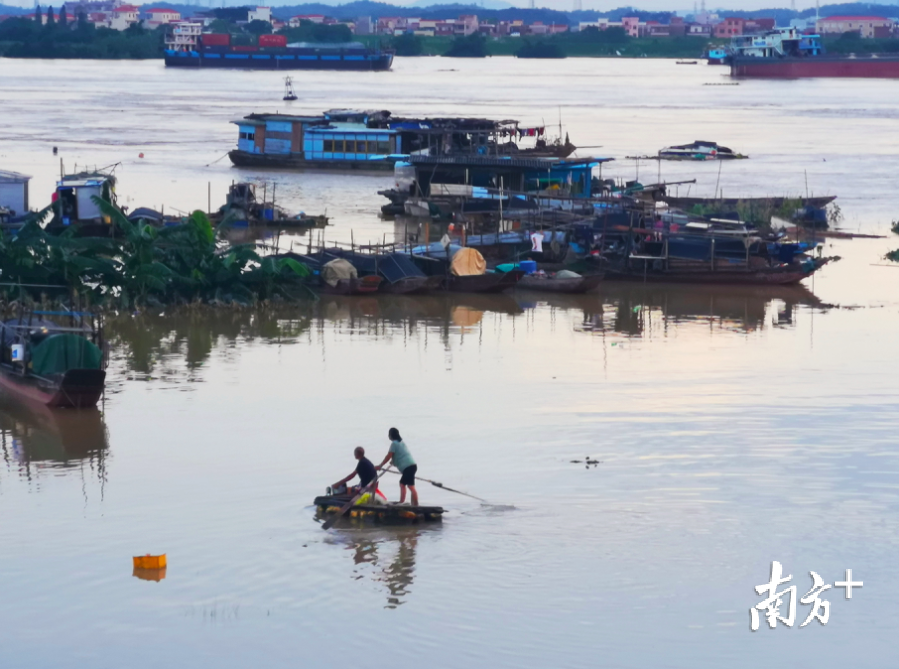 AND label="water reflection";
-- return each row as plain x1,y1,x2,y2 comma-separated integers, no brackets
101,284,823,378
557,282,825,337
105,309,314,379
335,528,428,609
0,397,108,483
